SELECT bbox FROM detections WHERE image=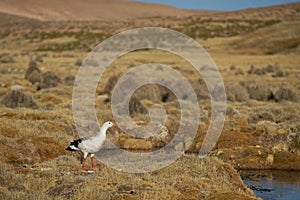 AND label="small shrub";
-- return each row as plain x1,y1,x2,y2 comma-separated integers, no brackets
84,59,98,67
129,96,147,116
229,65,236,70
27,70,42,85
189,78,209,100
247,65,266,75
134,84,177,103
39,72,62,89
211,84,226,102
24,61,42,84
226,84,249,102
64,75,75,85
0,53,15,63
247,85,274,101
235,68,244,75
274,69,285,77
247,65,255,74
254,68,266,75
35,55,44,63
75,58,82,66
290,135,300,152
1,90,38,109
28,60,38,68
274,87,298,102
265,64,275,73
104,75,119,95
